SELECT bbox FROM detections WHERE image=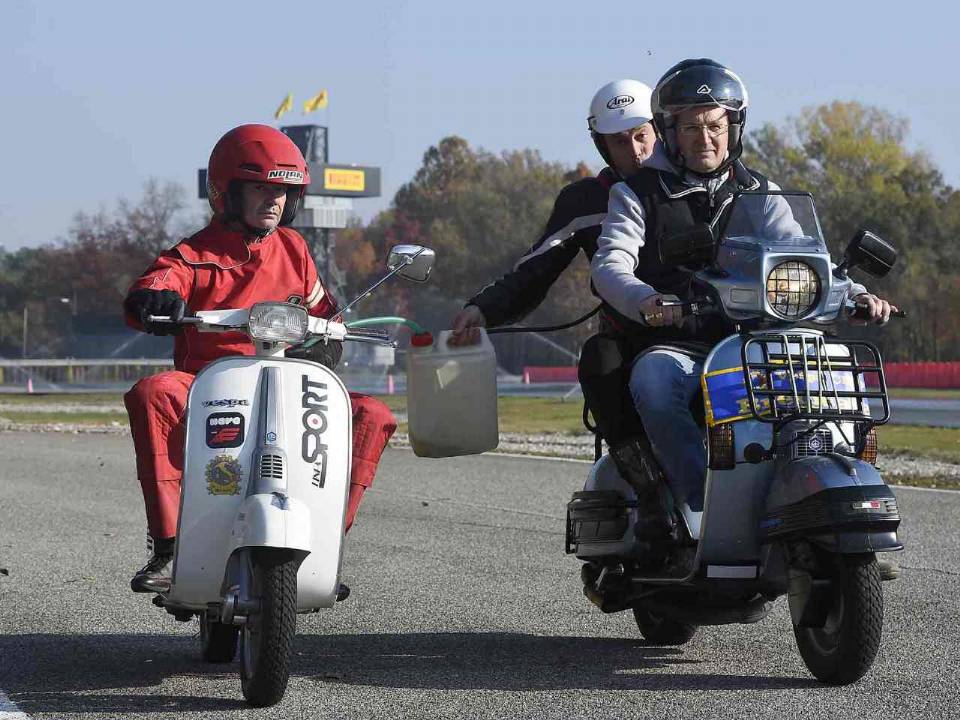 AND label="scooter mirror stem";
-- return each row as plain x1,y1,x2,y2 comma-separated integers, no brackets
334,262,409,320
